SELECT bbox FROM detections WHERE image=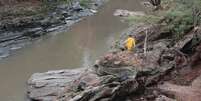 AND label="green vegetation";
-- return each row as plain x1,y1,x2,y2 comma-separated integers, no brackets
80,0,92,8
164,0,201,40
125,14,161,25
125,0,201,40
